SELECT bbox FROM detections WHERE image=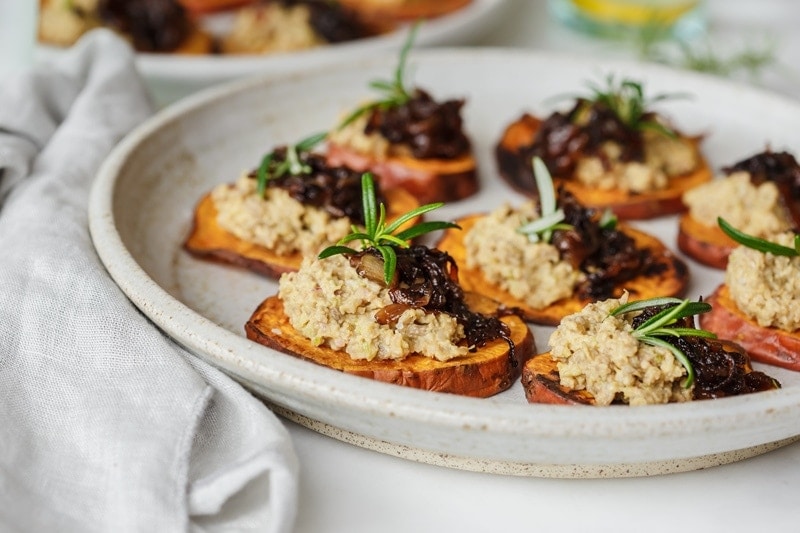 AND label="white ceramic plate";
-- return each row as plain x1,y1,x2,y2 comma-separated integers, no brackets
38,0,510,103
89,48,800,478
